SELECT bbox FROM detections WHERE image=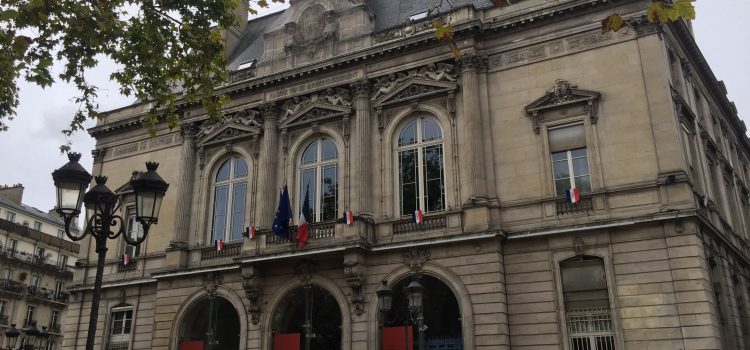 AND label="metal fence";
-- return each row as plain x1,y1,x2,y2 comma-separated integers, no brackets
566,307,615,350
